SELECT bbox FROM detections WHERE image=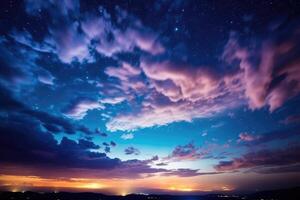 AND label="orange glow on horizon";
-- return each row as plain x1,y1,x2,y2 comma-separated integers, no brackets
0,174,235,194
